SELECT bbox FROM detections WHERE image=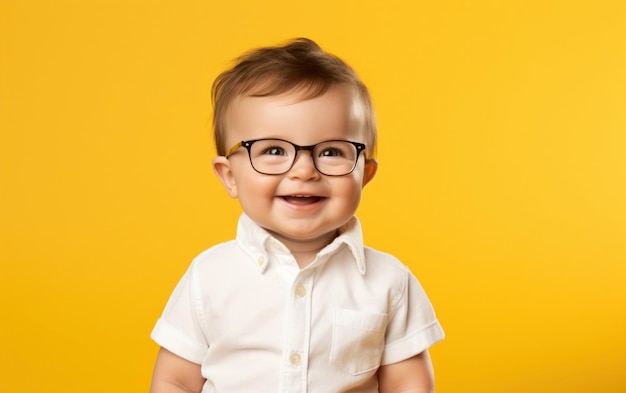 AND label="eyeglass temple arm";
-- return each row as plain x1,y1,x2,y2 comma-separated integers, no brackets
225,141,244,157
